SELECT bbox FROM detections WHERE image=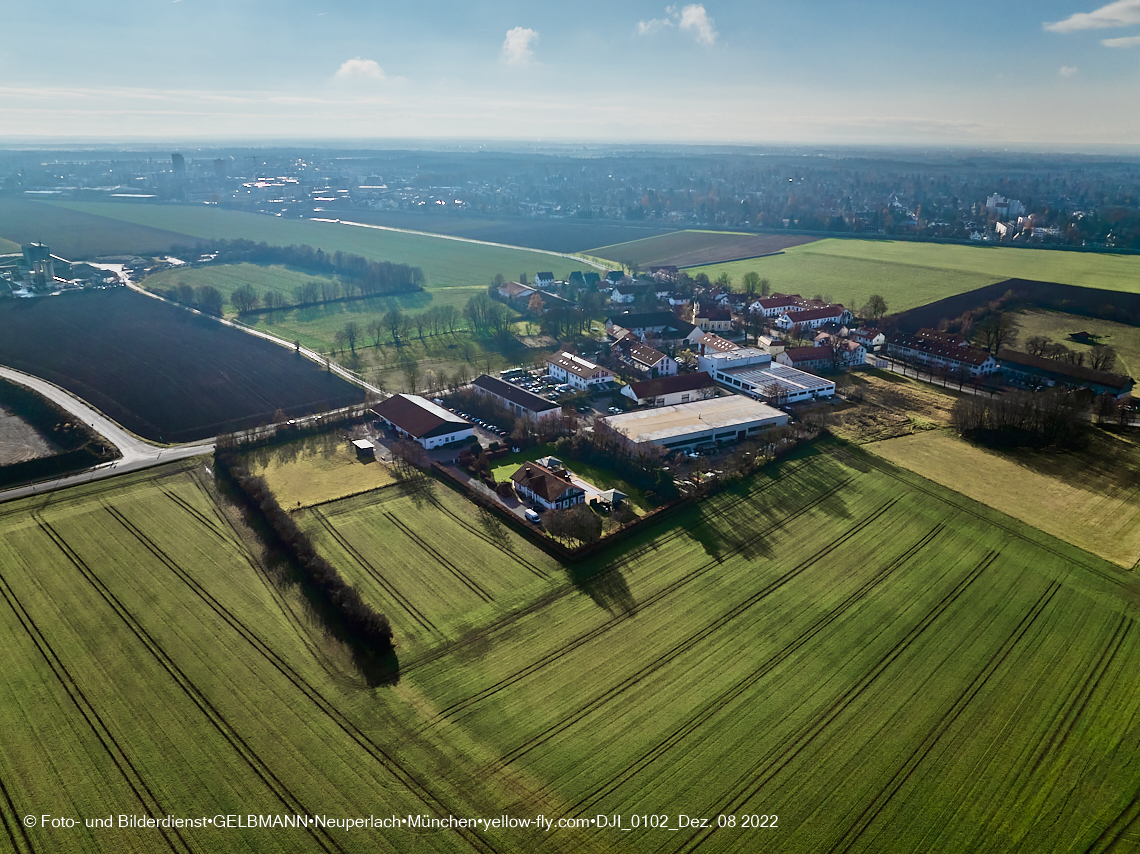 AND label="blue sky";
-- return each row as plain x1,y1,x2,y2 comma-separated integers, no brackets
1,0,1137,147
